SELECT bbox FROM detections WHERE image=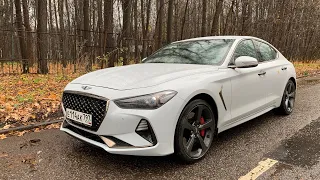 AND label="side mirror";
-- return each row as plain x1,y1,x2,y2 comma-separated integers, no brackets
234,56,259,68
